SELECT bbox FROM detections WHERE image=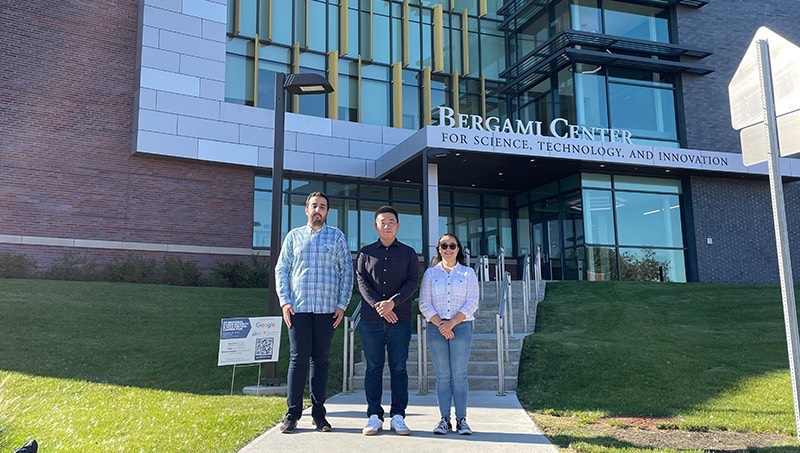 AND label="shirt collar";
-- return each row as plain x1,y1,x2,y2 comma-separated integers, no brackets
304,224,327,235
372,238,399,249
